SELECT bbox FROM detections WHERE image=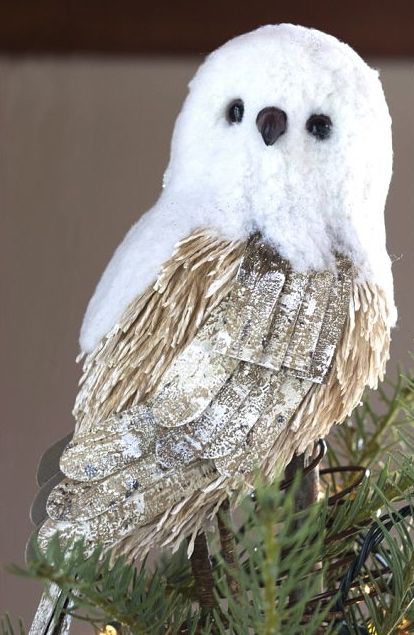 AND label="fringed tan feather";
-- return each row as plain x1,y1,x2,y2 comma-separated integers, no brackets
38,229,391,559
74,230,244,434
